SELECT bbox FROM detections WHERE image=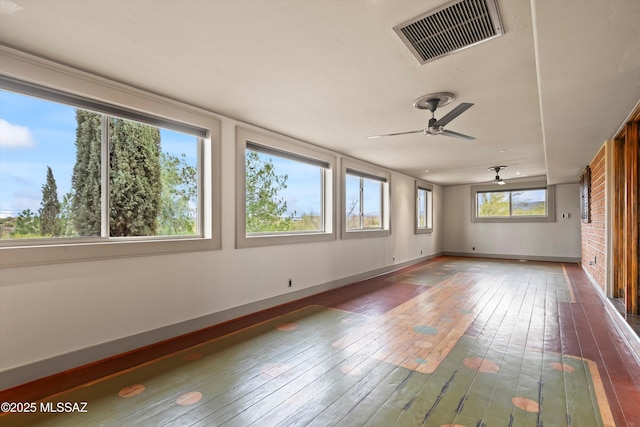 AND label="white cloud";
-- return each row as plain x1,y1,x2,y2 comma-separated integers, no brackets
0,118,35,148
0,0,23,15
